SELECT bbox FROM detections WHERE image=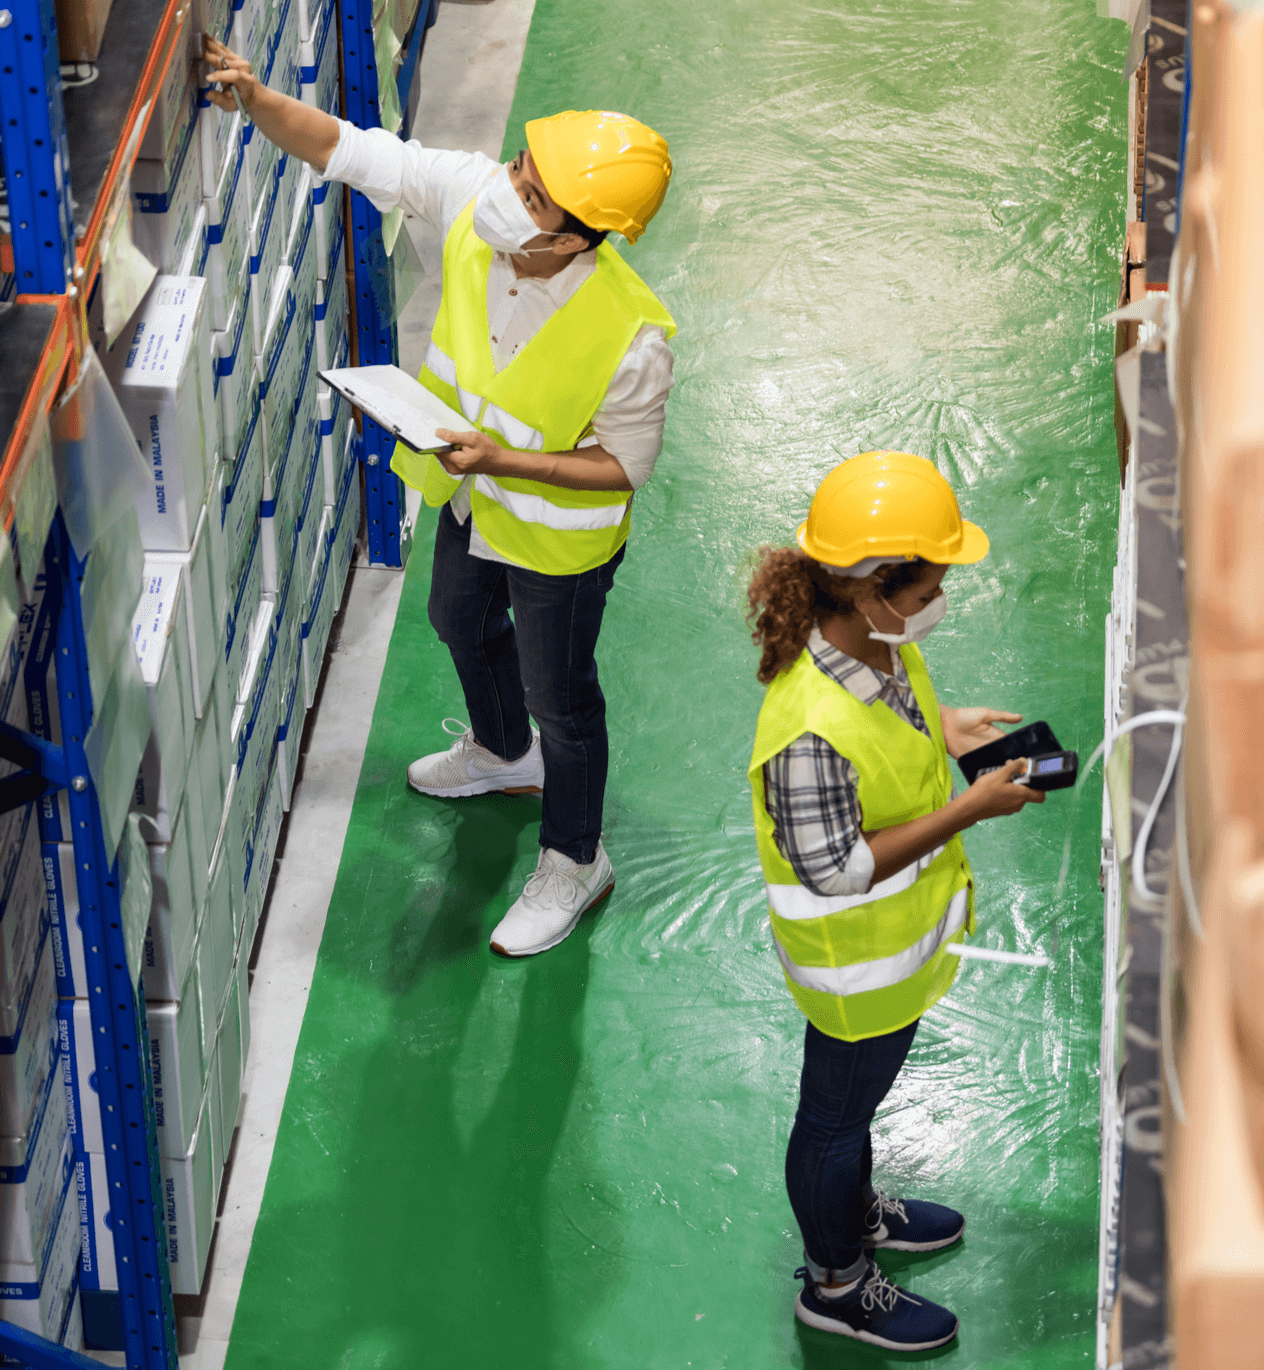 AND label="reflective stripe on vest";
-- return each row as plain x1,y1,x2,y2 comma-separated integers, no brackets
473,475,628,531
388,199,676,576
774,887,968,997
766,845,946,920
748,642,974,1042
